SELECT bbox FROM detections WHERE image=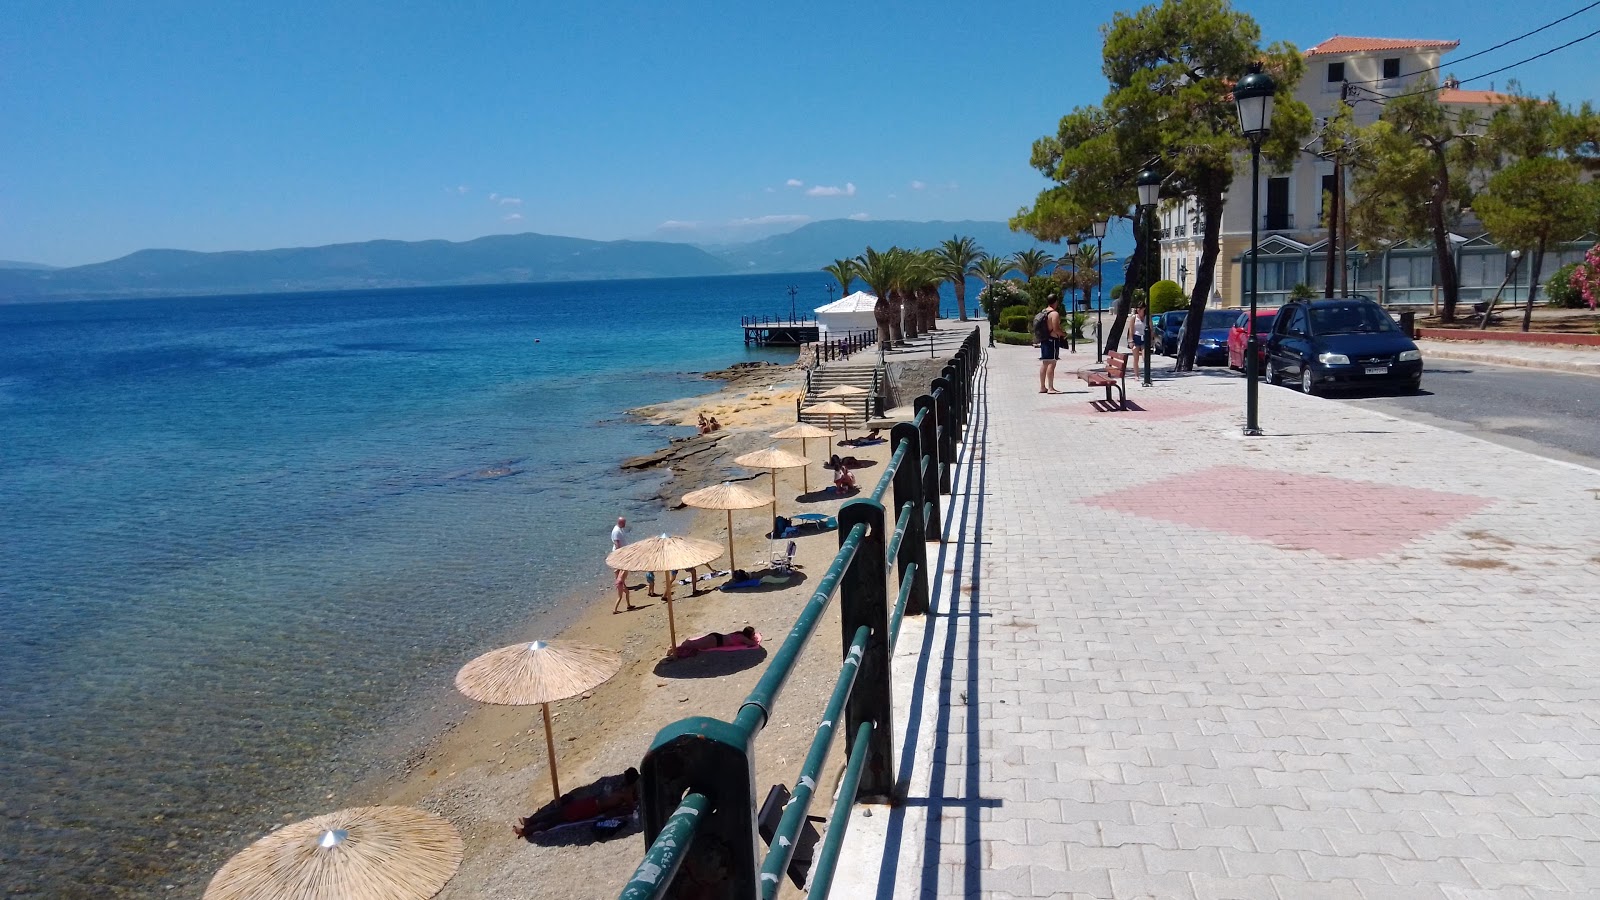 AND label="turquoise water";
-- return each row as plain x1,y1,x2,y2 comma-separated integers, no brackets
0,275,835,897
